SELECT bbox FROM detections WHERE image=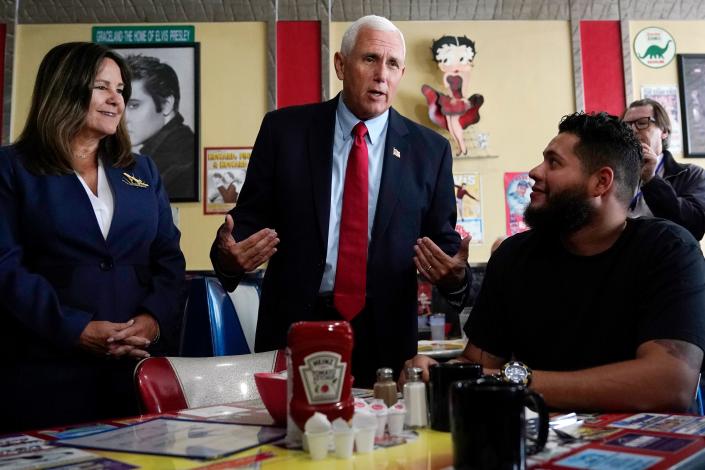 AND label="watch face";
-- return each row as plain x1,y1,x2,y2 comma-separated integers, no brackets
505,363,527,384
